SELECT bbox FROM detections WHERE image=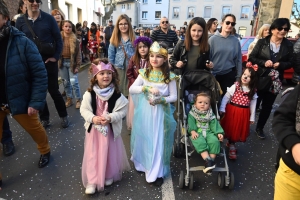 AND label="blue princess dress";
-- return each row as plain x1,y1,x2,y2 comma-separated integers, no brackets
129,69,177,182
